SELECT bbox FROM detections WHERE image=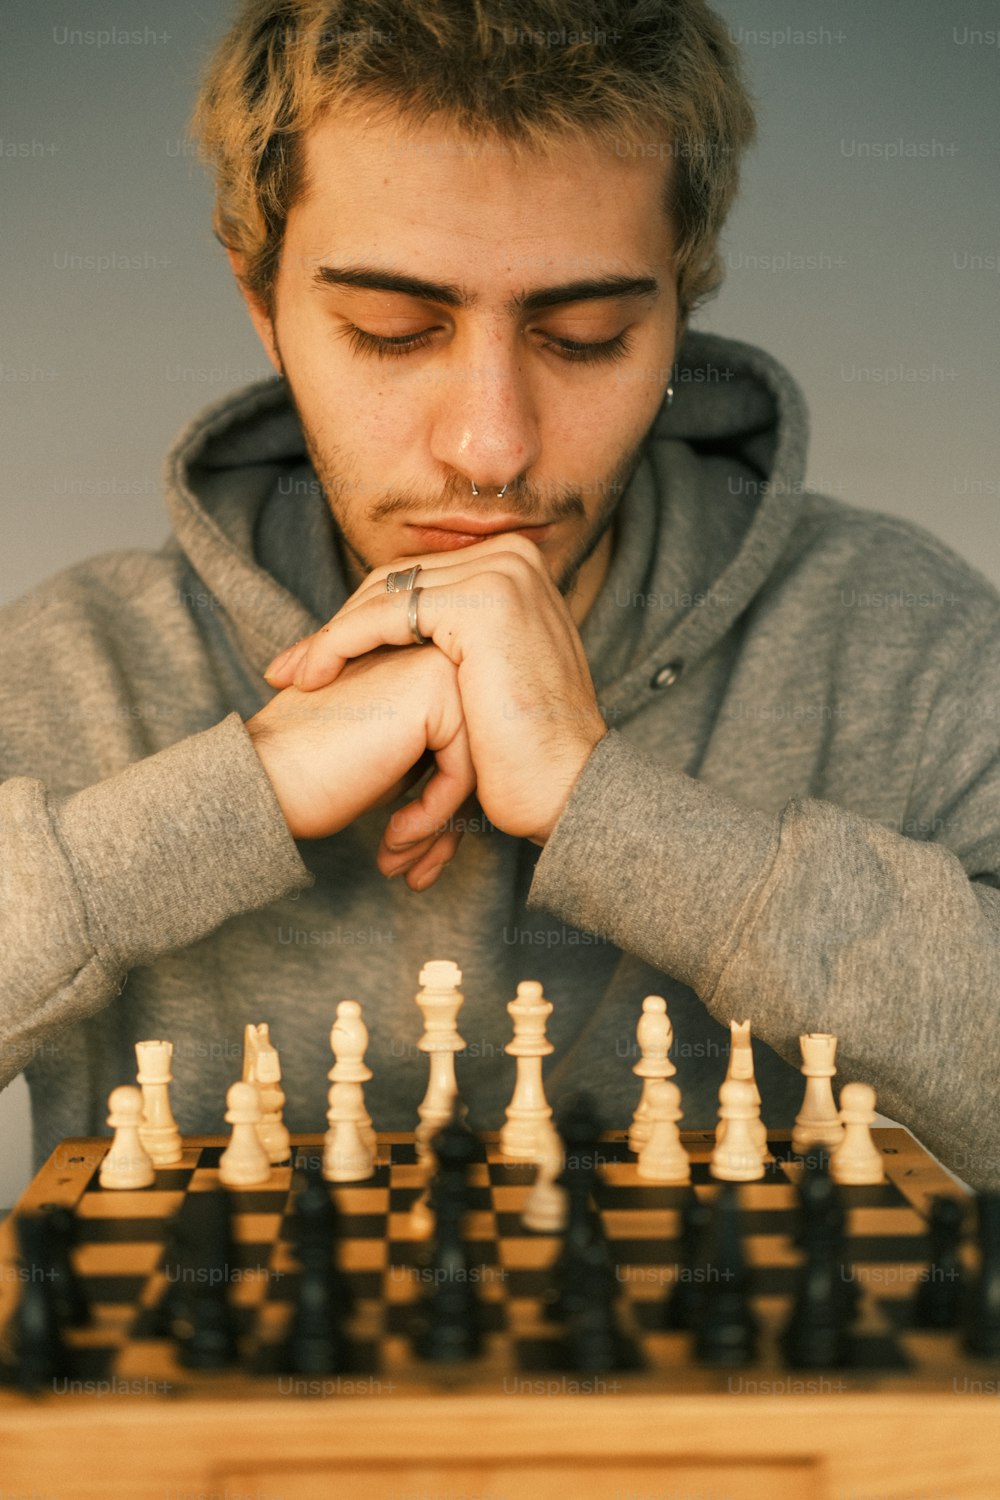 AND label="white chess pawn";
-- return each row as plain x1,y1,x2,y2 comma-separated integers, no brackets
219,1080,271,1187
255,1047,292,1164
637,1080,690,1183
323,1080,375,1183
716,1021,767,1156
522,1115,568,1232
710,1078,765,1181
792,1033,845,1154
100,1086,155,1190
330,1000,376,1160
831,1082,885,1185
628,996,675,1153
500,981,554,1160
135,1040,182,1166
